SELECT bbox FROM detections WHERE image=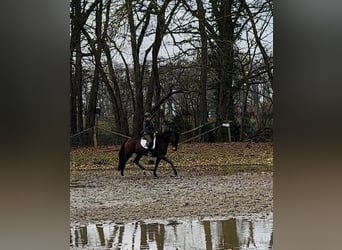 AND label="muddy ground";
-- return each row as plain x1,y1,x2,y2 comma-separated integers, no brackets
70,143,273,225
